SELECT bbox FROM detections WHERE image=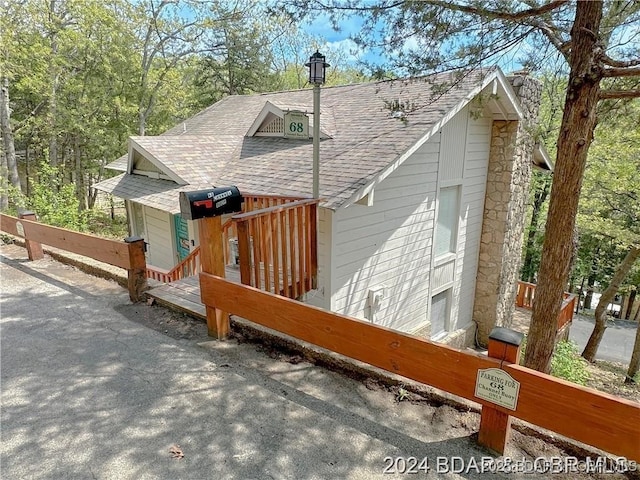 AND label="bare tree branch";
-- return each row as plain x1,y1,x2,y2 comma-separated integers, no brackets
603,66,640,77
601,54,640,68
313,0,570,22
599,89,640,99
